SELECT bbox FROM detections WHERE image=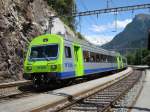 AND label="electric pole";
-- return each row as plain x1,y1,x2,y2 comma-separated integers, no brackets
47,16,54,34
148,29,150,50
